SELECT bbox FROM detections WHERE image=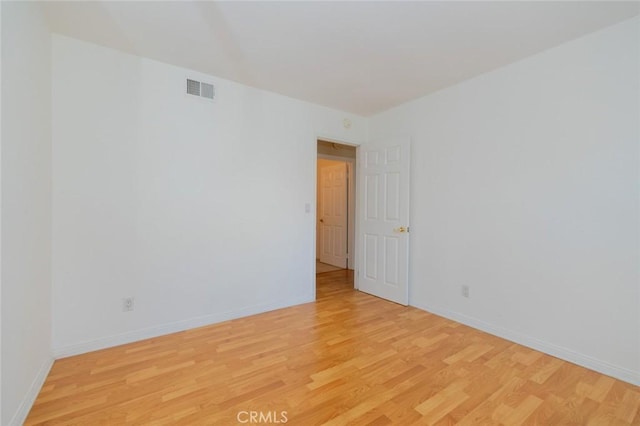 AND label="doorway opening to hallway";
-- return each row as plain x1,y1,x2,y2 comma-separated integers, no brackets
316,140,356,277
